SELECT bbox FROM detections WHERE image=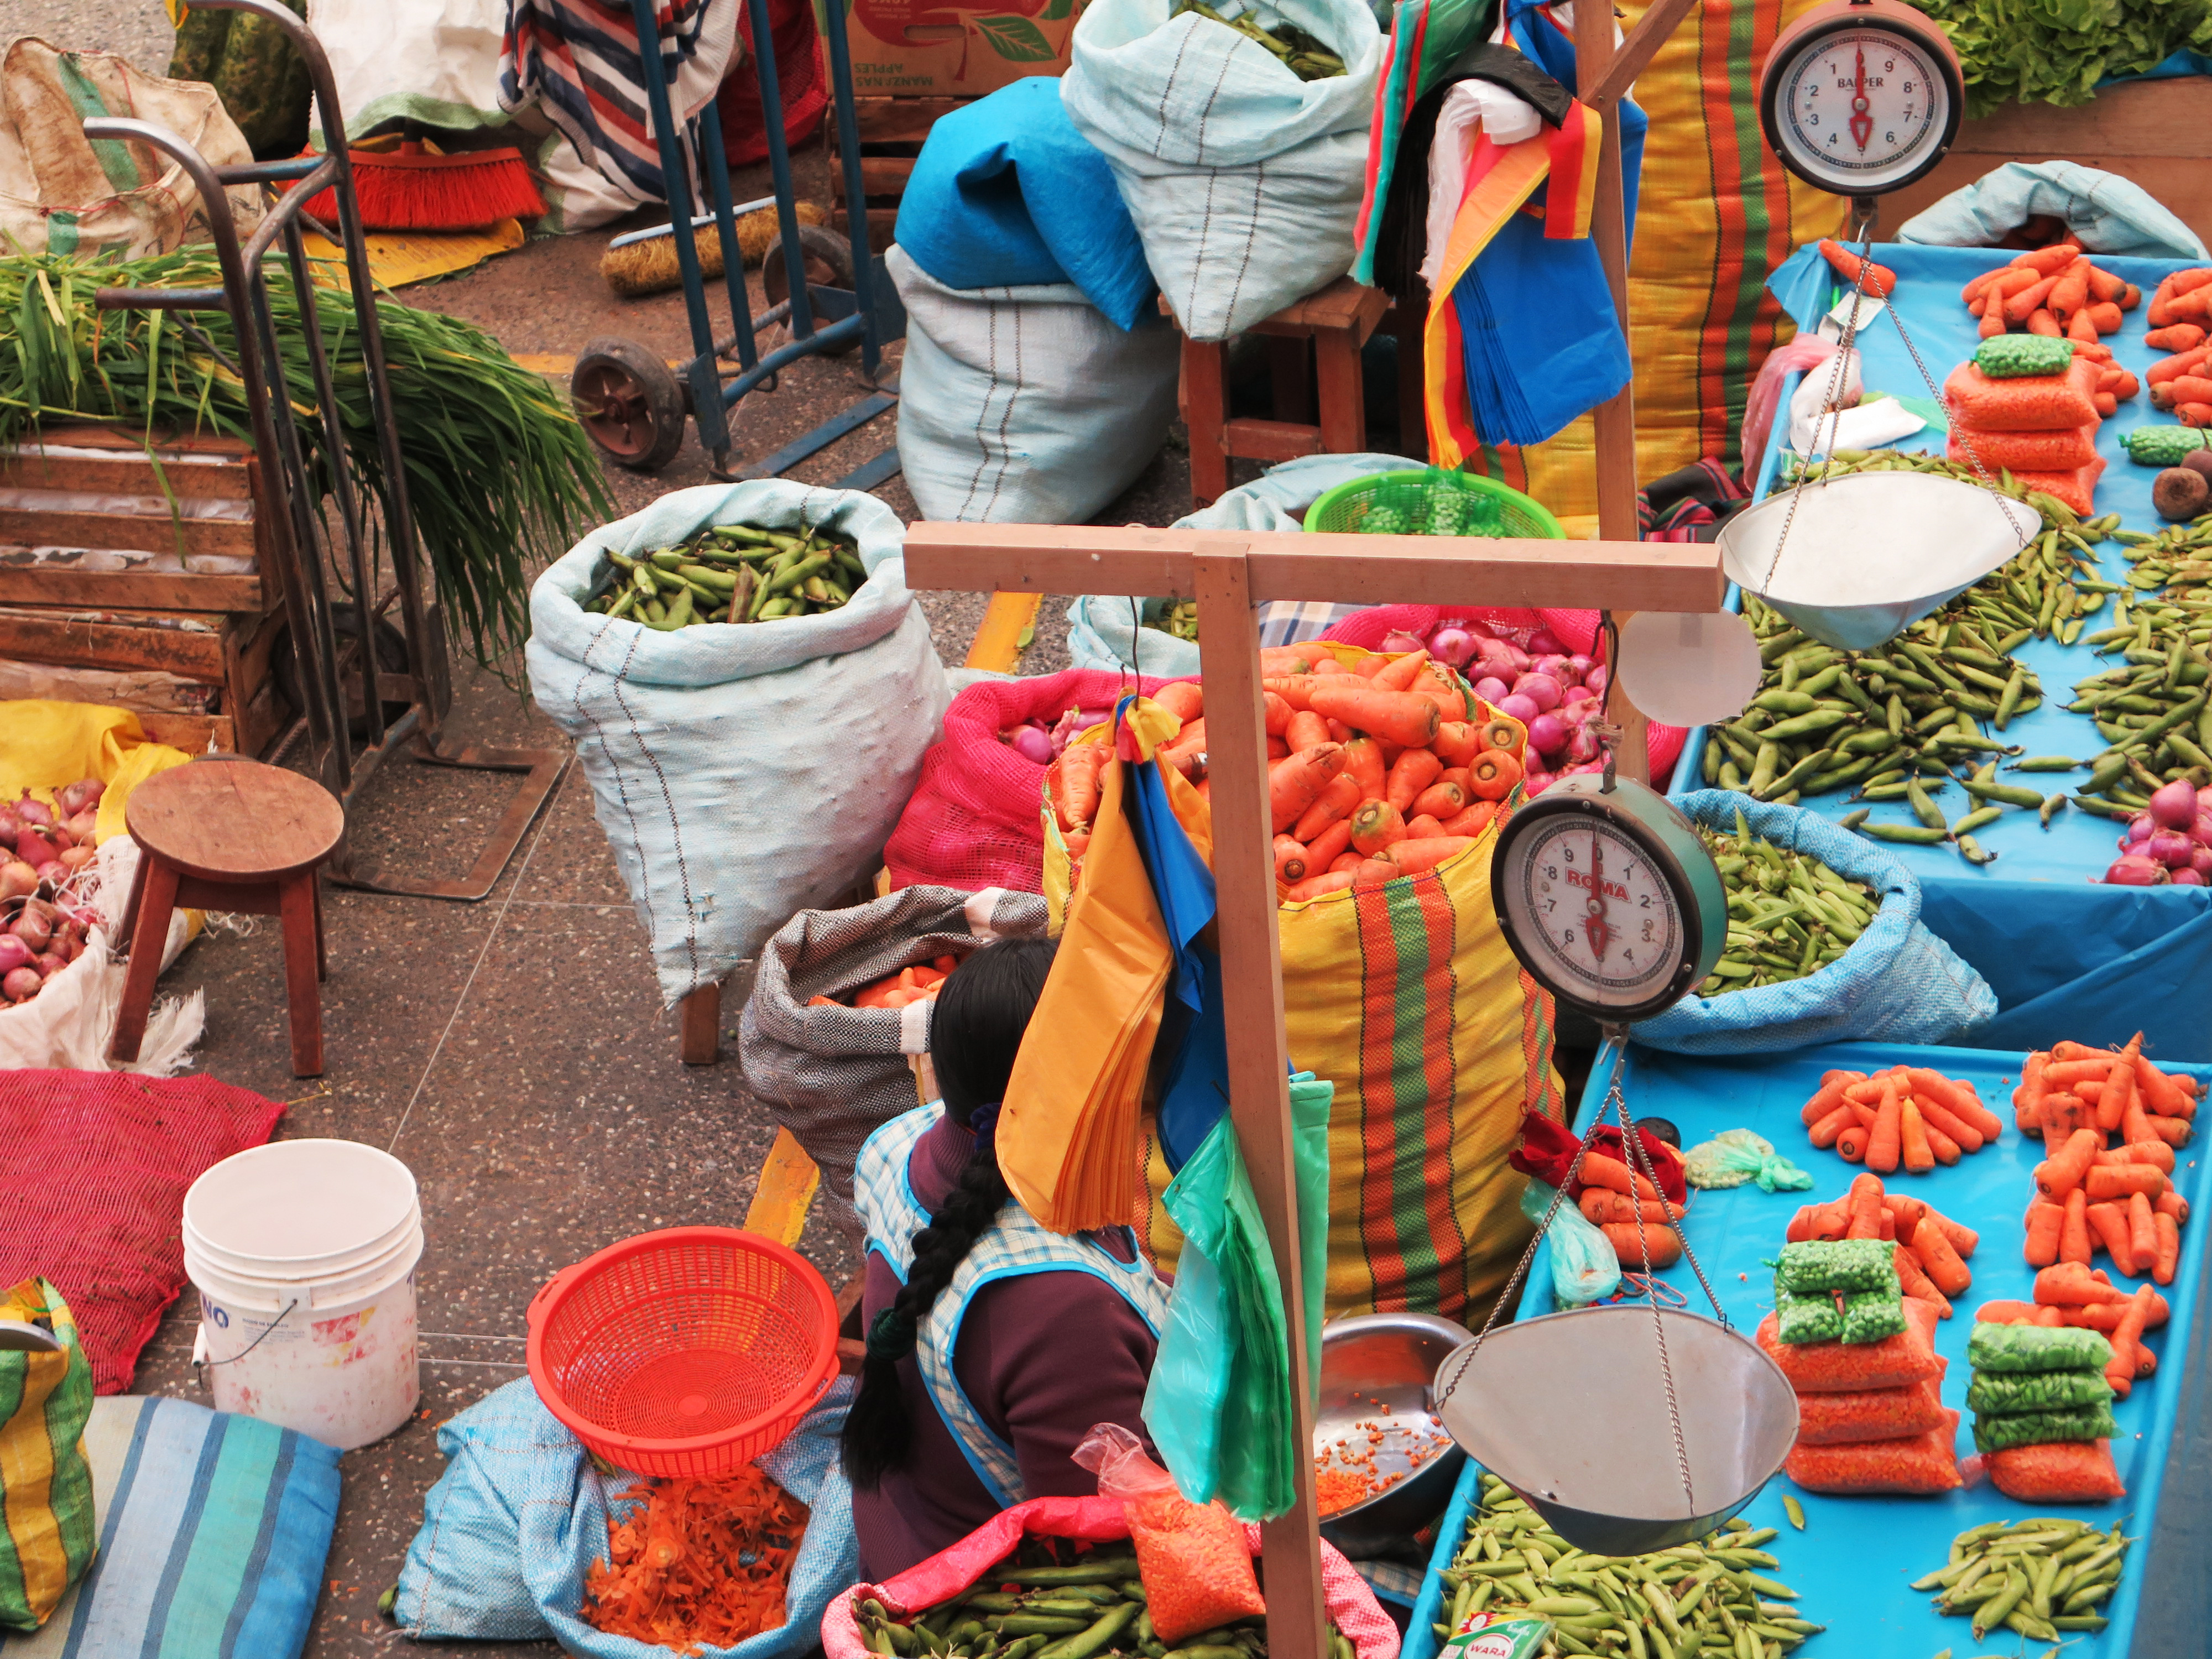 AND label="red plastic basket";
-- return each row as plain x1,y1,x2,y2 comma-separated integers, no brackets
526,1227,839,1478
